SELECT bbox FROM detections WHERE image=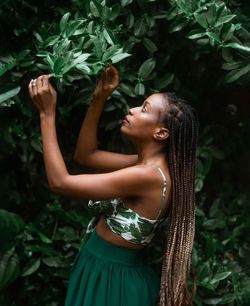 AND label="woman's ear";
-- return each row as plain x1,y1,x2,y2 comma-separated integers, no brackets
153,127,169,141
